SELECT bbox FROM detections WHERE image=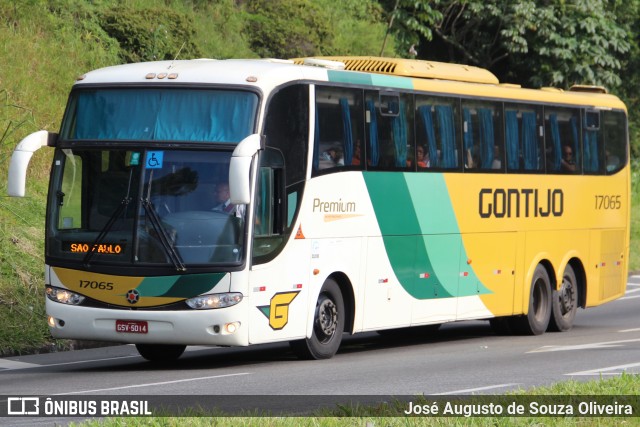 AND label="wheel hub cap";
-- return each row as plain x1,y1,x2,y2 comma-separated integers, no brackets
316,299,337,339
